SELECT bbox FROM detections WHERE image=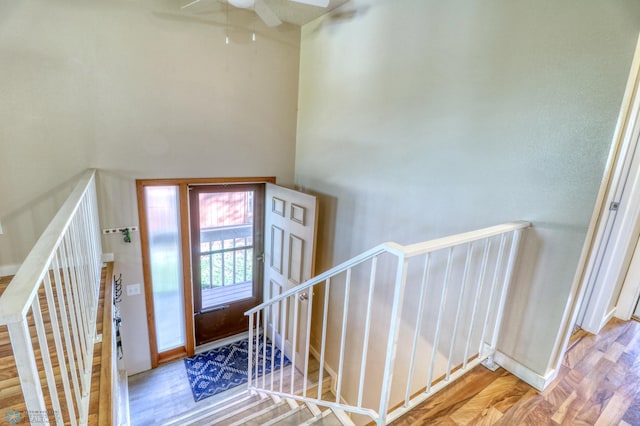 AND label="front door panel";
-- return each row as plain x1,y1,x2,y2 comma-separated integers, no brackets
190,184,264,345
264,183,317,370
